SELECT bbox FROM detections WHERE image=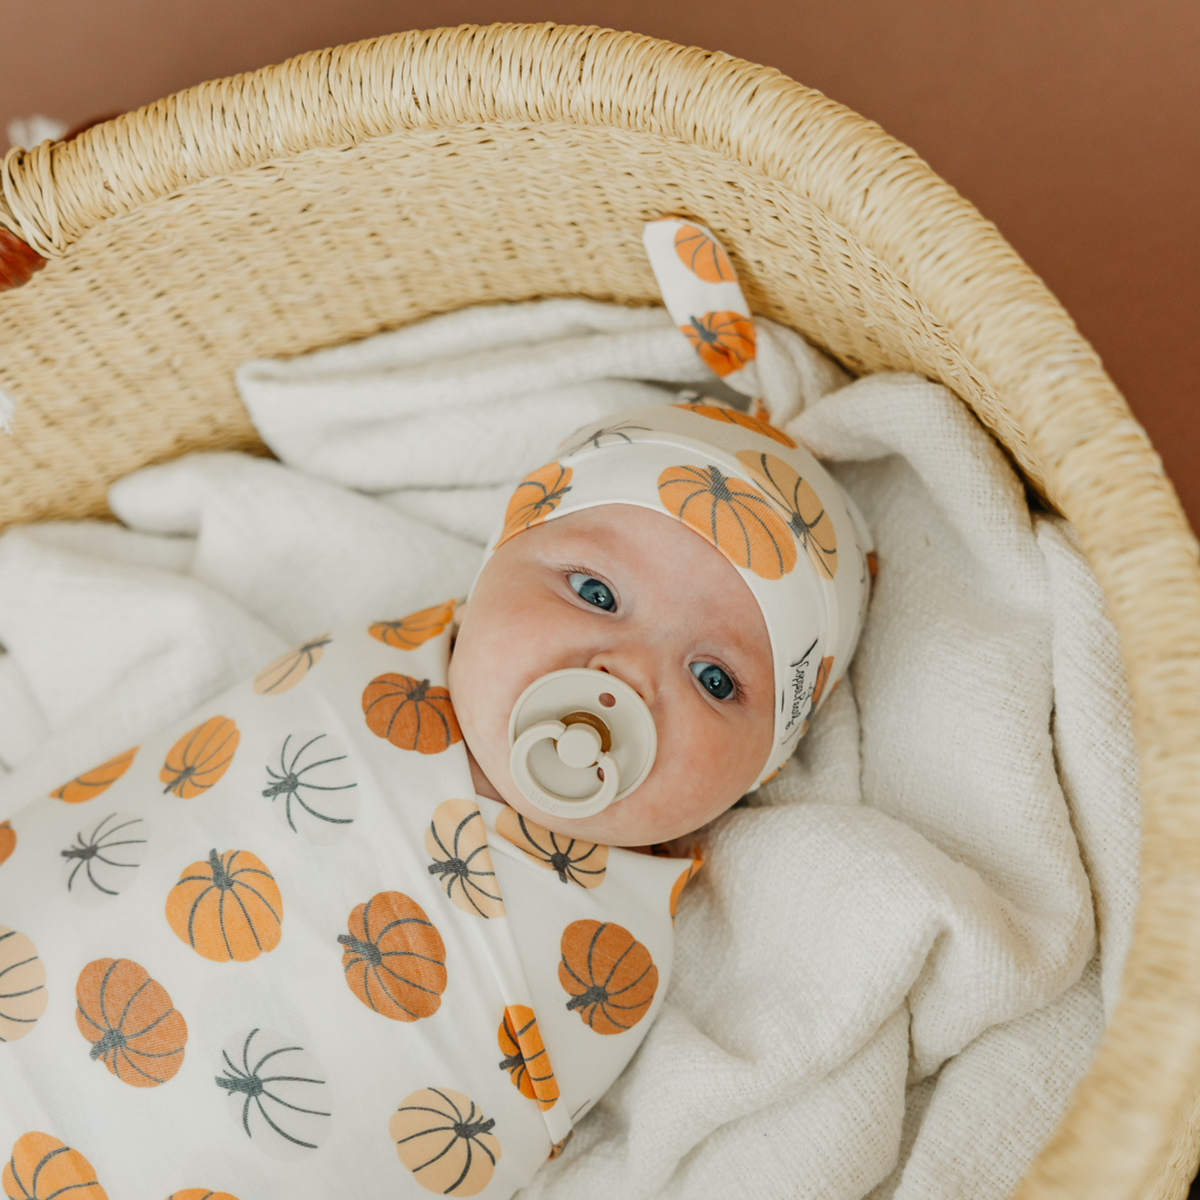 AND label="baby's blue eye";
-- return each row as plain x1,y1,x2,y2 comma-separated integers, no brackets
569,573,616,611
691,661,735,700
